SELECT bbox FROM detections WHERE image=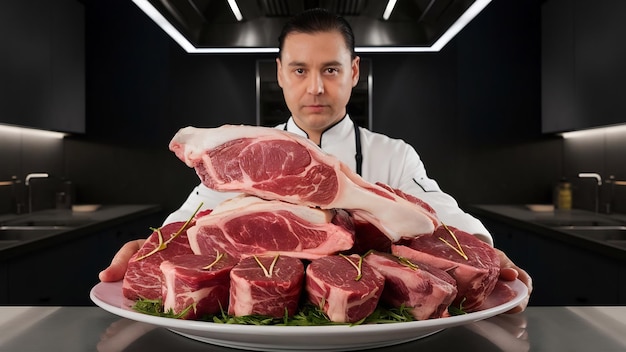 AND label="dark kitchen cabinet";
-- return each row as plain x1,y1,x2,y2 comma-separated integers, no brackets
541,0,626,133
482,218,625,305
3,213,160,305
0,0,85,133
